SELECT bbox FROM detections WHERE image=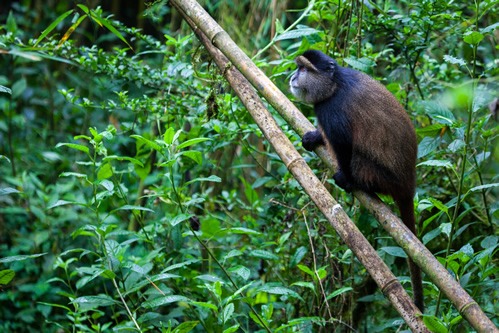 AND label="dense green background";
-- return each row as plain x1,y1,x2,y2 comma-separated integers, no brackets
0,0,497,332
